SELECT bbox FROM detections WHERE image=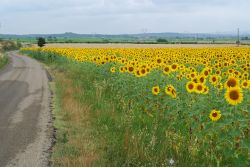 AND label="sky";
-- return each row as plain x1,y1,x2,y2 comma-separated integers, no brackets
0,0,249,34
